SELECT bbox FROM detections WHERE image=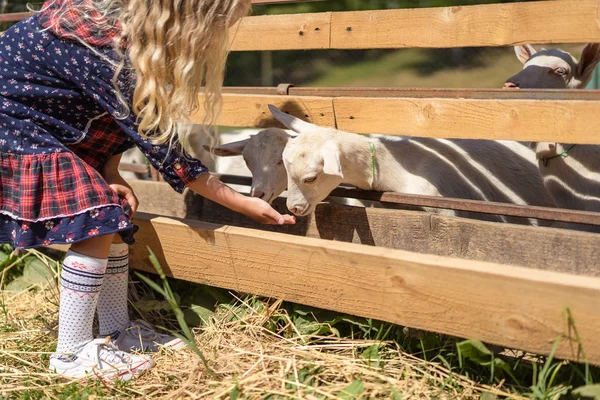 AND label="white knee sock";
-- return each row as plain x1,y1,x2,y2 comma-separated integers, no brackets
97,243,131,338
55,250,107,357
